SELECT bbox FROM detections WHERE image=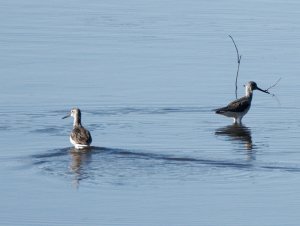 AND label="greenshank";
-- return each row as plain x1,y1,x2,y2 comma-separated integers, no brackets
215,81,269,124
62,108,92,149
